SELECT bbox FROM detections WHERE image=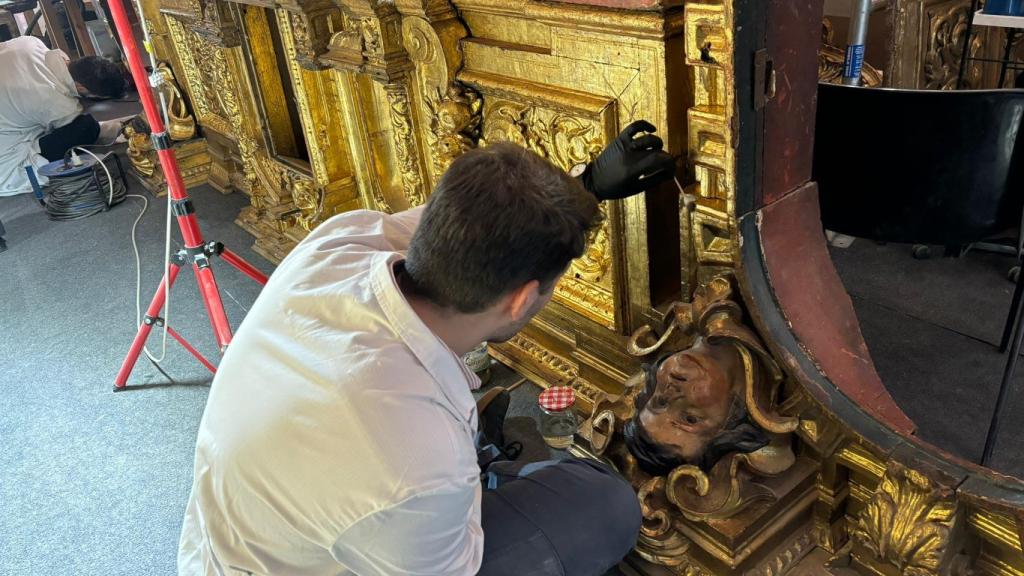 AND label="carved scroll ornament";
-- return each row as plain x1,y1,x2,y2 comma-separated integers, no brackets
183,0,240,47
482,101,614,289
584,276,799,527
